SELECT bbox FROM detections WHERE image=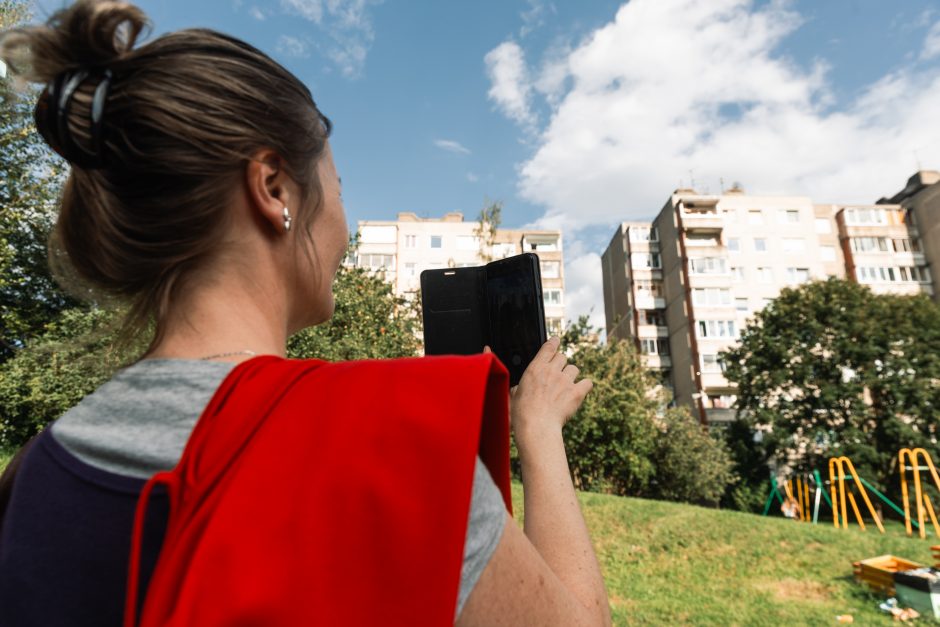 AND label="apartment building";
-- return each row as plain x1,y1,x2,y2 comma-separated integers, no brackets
603,188,848,424
831,204,932,297
354,212,566,335
603,175,940,425
877,170,940,301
